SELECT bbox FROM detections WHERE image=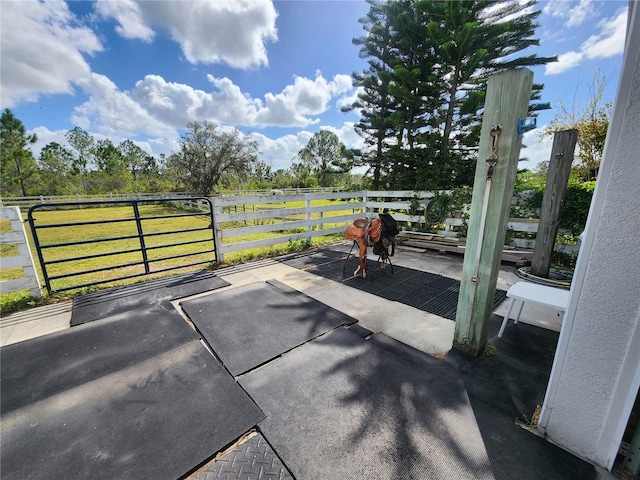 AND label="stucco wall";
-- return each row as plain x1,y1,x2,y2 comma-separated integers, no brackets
539,3,640,469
